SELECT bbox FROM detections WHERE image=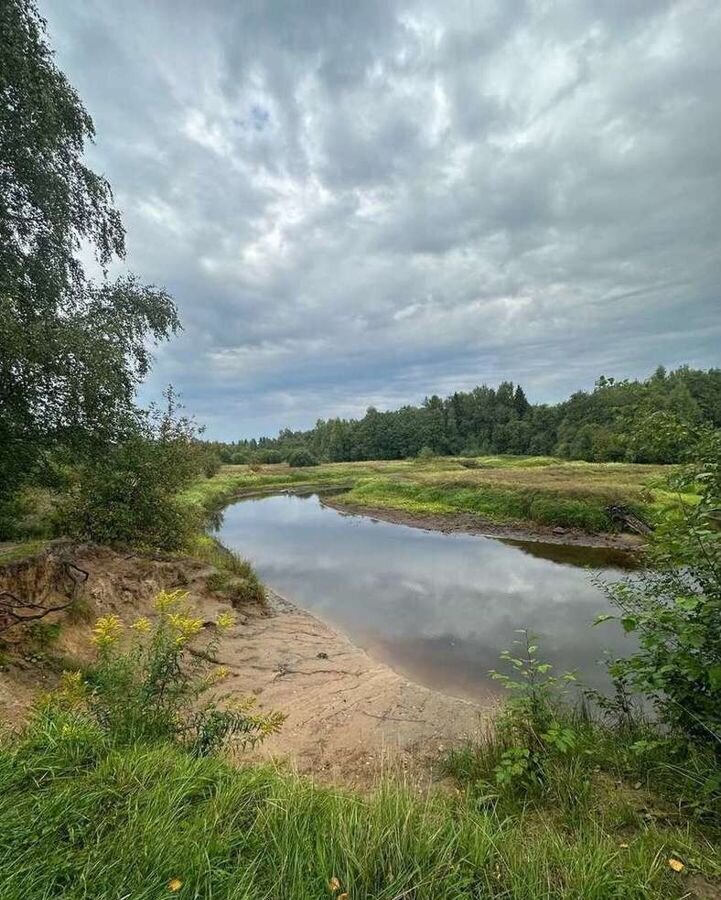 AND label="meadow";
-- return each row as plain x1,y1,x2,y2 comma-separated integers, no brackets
182,455,684,534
